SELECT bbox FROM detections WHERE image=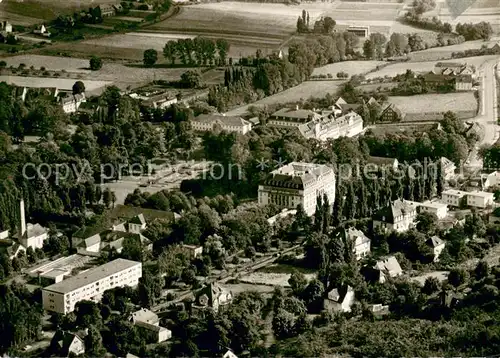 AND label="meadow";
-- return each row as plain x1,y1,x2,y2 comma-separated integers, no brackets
388,92,477,114
365,55,497,79
312,60,386,77
0,75,111,94
225,80,344,116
